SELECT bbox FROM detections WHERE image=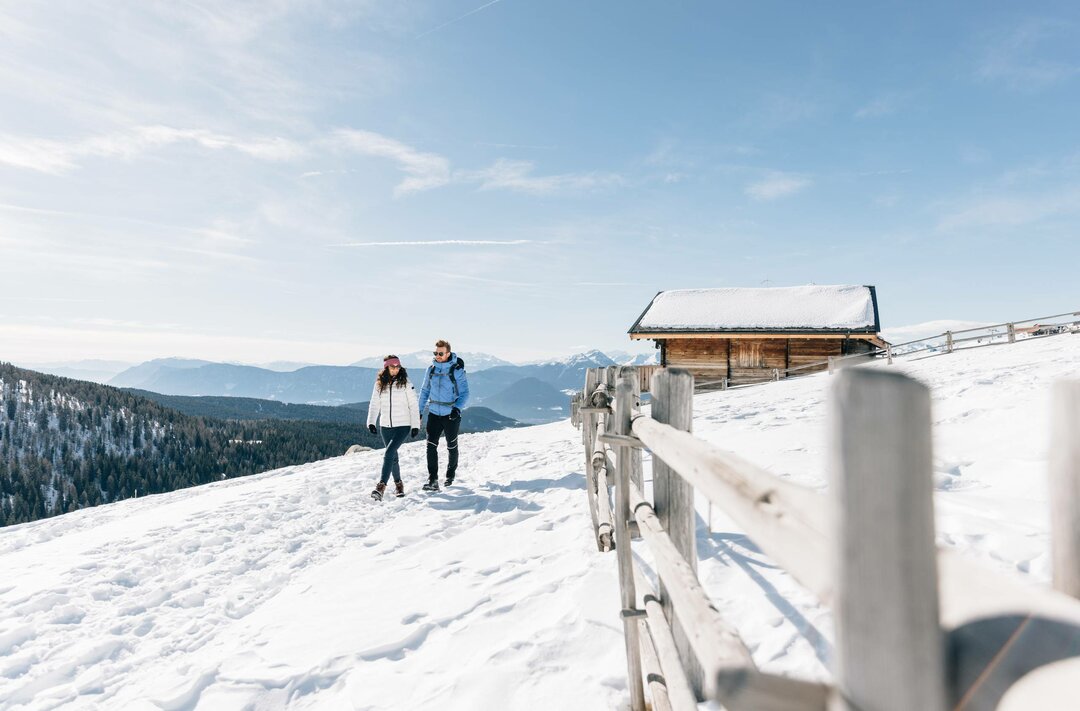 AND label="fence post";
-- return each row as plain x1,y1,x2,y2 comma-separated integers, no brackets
1007,323,1017,344
946,331,954,353
583,369,601,539
604,367,619,435
828,356,836,374
615,373,646,711
886,344,893,365
1051,380,1080,598
829,369,946,711
721,377,728,391
620,366,643,492
650,368,702,699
